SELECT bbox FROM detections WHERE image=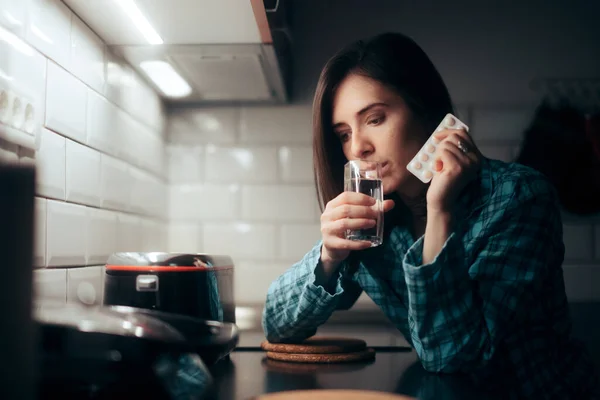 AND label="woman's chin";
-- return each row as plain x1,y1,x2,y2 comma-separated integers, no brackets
383,174,419,195
382,178,399,195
